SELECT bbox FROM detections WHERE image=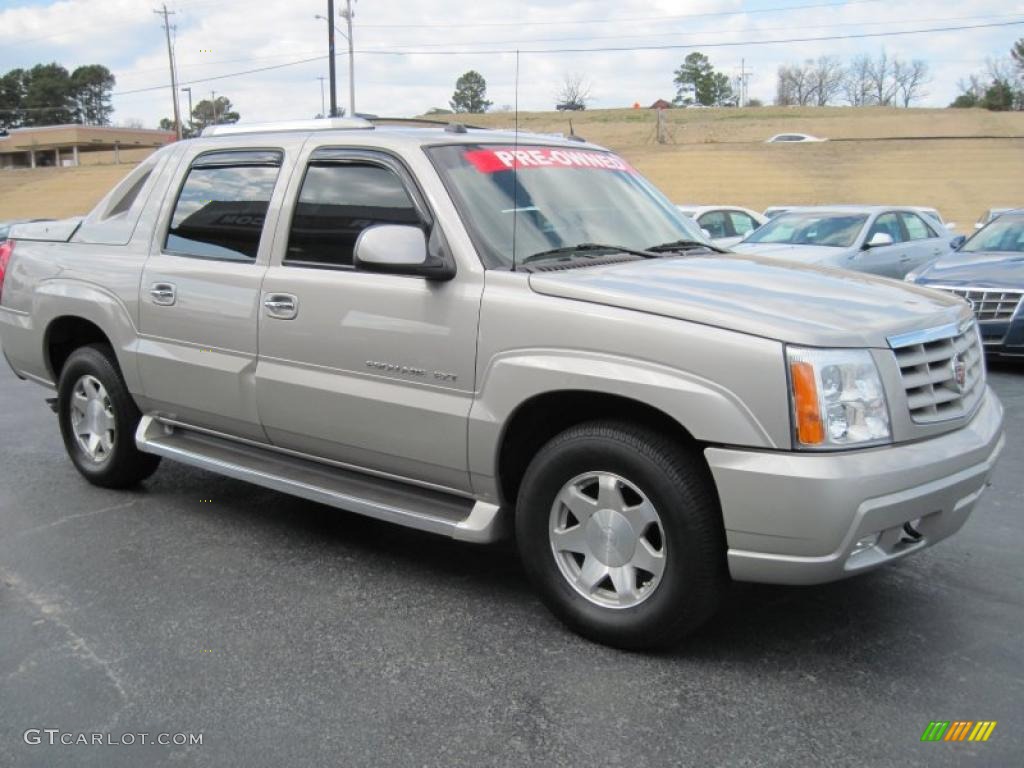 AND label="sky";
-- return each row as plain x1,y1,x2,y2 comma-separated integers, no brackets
0,0,1021,128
